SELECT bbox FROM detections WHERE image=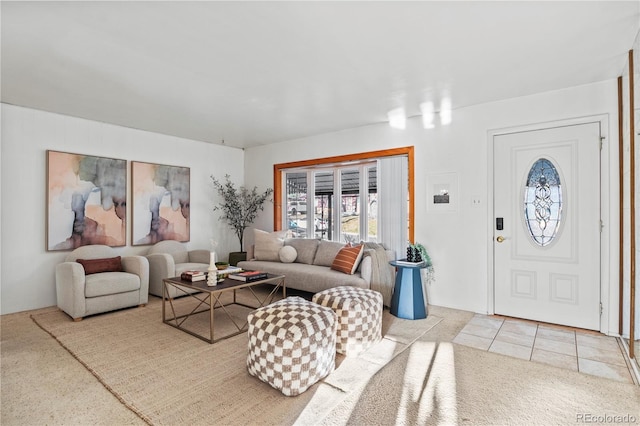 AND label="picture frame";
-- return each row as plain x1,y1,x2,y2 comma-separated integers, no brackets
46,150,127,250
426,172,458,213
131,161,190,245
